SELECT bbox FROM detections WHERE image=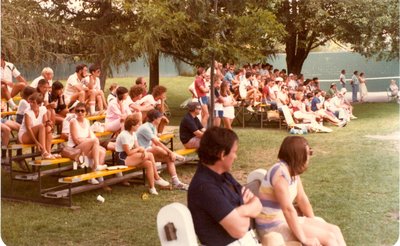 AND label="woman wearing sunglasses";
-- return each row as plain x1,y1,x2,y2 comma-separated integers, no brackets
68,102,107,184
256,136,346,246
